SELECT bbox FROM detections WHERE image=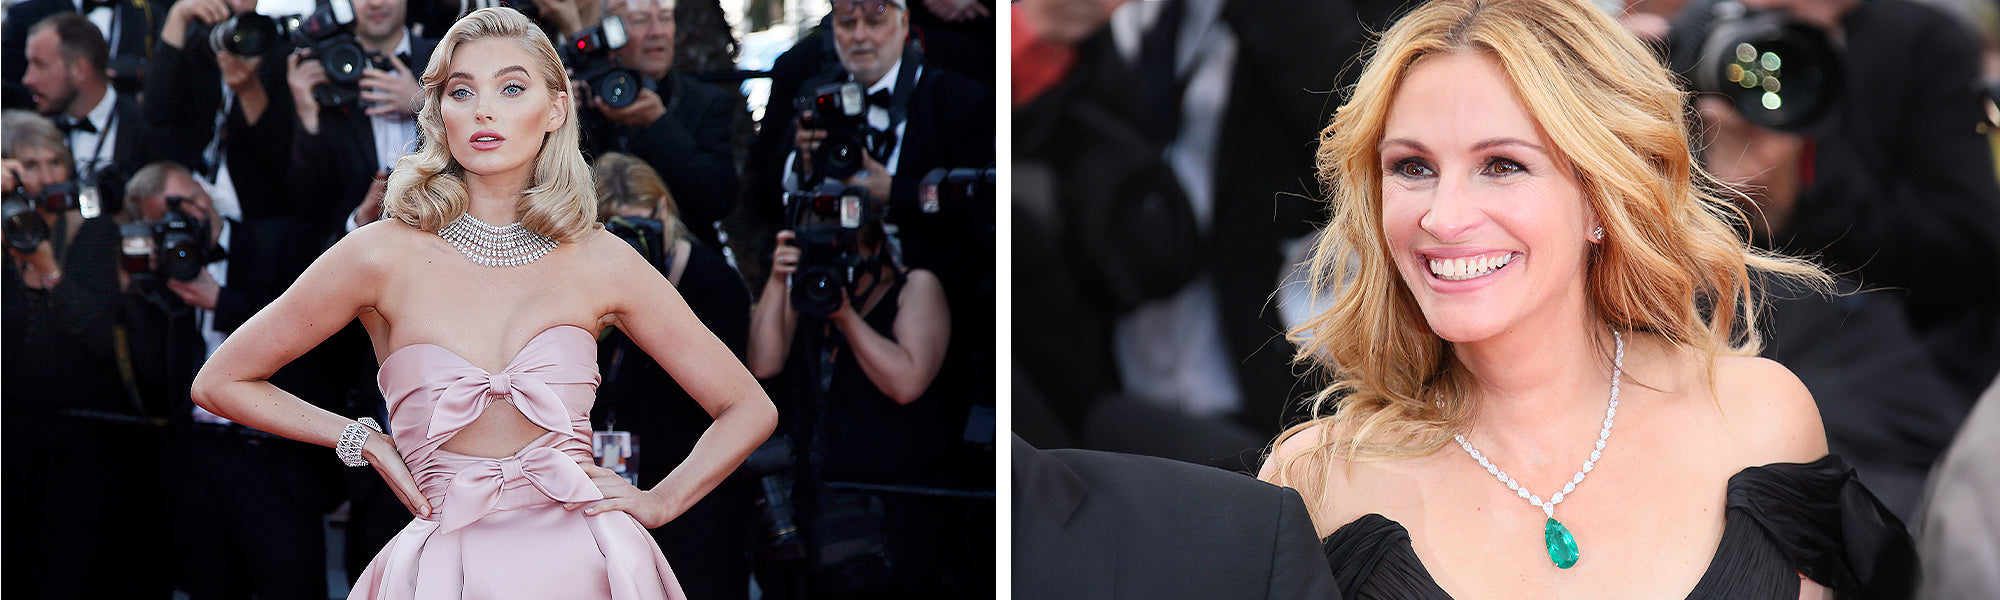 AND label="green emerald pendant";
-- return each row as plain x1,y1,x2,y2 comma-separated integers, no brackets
1545,517,1579,569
